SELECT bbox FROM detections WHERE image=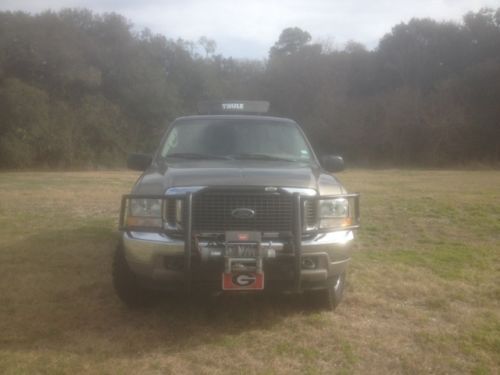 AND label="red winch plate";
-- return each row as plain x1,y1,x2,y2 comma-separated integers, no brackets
222,272,264,290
